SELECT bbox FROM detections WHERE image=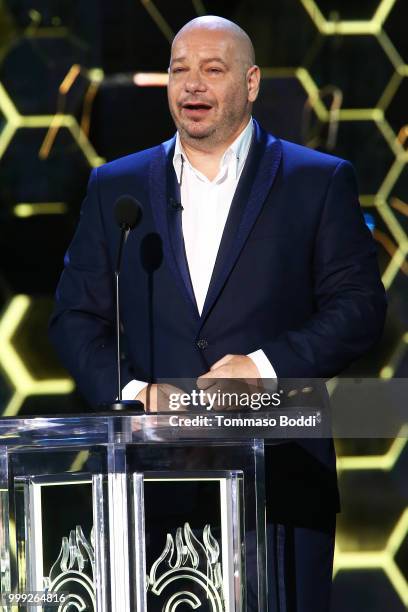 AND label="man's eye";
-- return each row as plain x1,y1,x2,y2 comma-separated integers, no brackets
208,68,222,73
172,67,186,73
